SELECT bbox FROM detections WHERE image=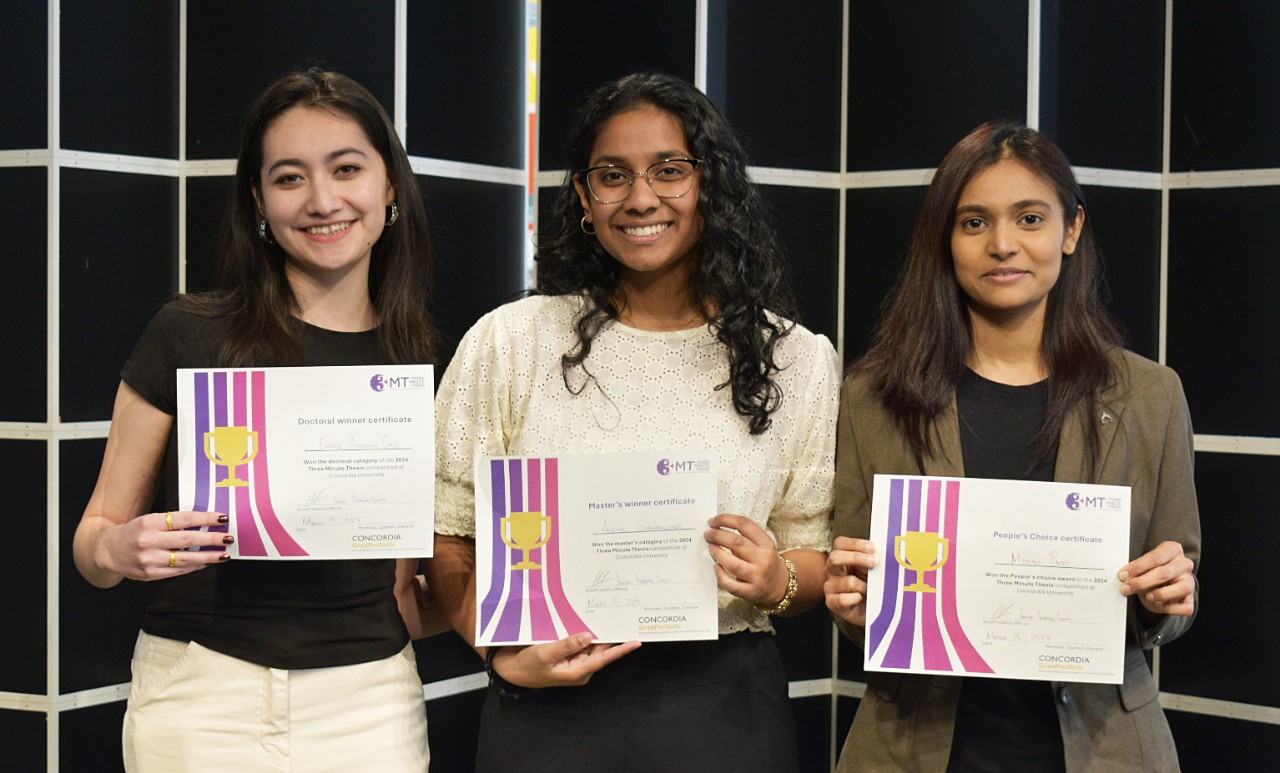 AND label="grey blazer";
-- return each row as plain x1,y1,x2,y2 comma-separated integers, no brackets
833,349,1201,773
